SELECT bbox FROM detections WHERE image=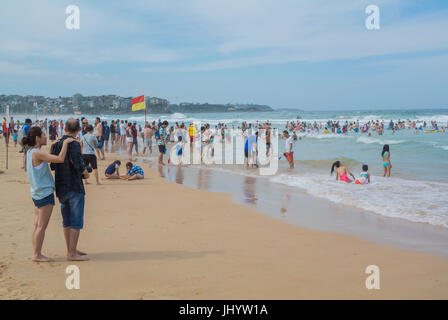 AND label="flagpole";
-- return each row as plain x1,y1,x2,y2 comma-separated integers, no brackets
145,108,147,123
